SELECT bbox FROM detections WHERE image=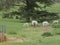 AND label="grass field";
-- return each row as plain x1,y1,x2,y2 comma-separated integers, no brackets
0,3,60,45
0,18,60,45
